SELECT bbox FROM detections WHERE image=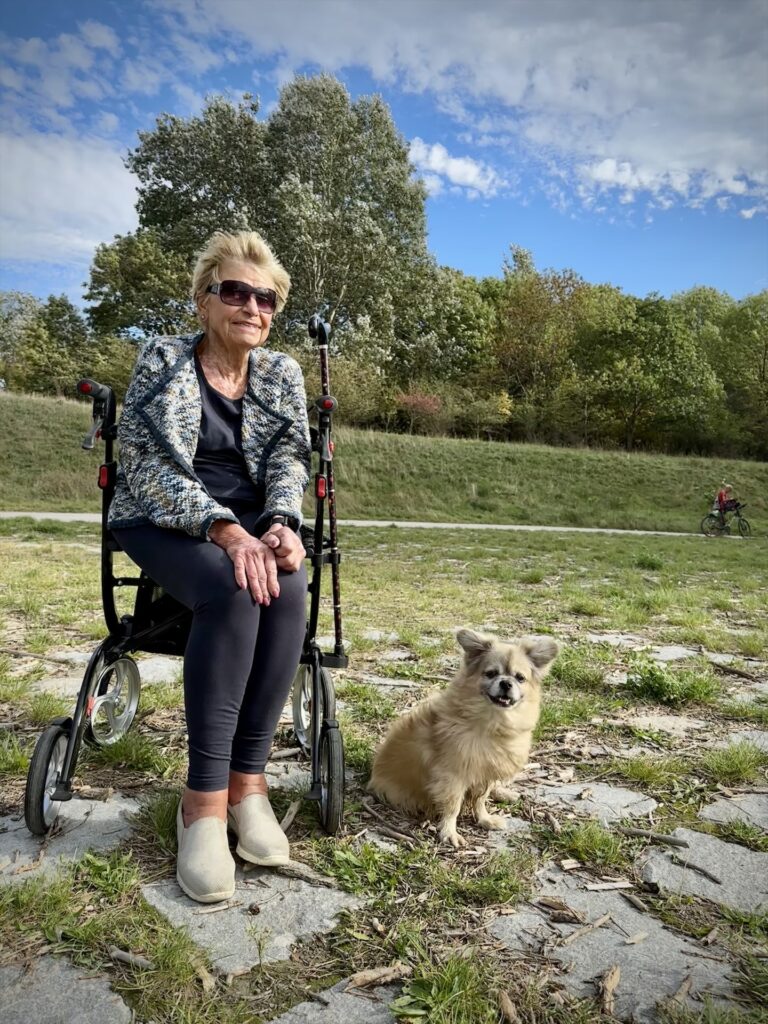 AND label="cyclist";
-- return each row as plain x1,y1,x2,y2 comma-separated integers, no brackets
716,483,739,527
